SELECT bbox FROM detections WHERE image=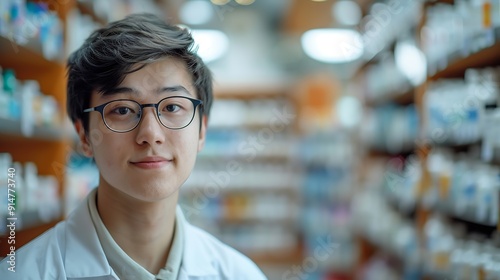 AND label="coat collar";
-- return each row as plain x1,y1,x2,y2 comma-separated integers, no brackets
178,208,219,277
62,192,218,279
